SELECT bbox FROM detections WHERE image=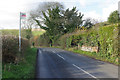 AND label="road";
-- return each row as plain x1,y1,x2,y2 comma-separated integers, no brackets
35,48,118,80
